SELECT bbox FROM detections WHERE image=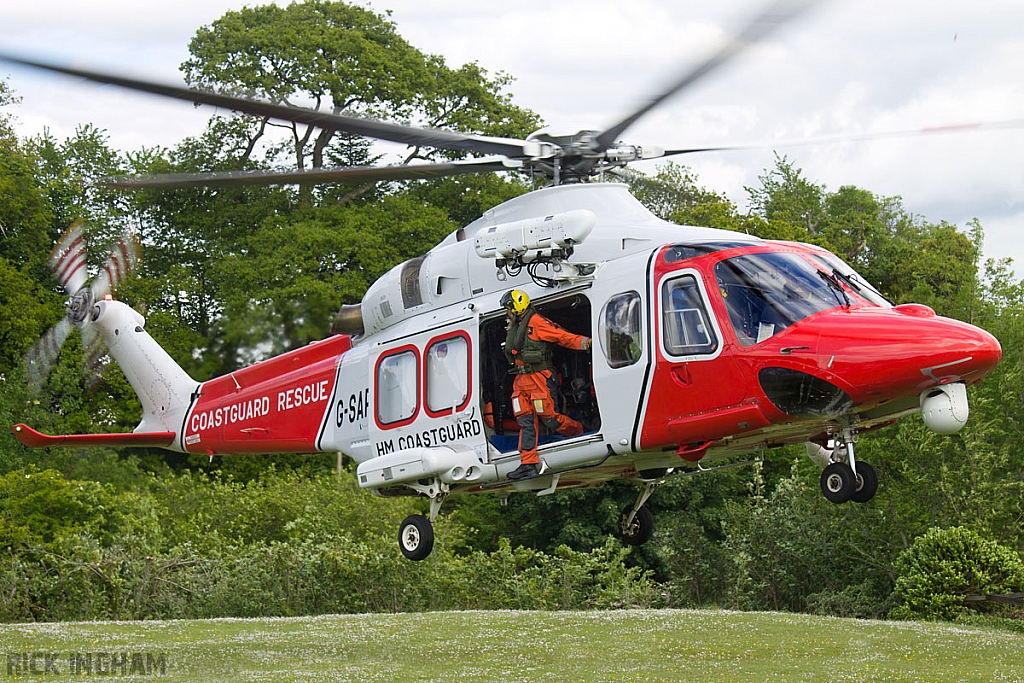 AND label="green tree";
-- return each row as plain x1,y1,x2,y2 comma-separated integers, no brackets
0,468,142,550
126,0,542,376
891,526,1024,621
819,185,883,264
128,122,294,378
29,125,135,245
744,155,980,318
405,173,531,227
181,0,538,175
859,211,979,318
627,163,744,232
721,463,894,616
0,258,57,373
182,1,404,171
217,195,455,357
0,102,52,273
745,153,822,242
